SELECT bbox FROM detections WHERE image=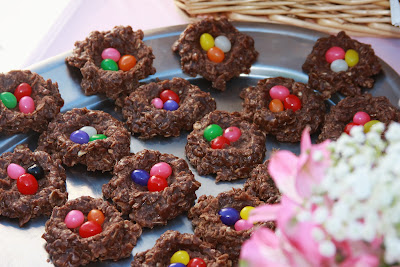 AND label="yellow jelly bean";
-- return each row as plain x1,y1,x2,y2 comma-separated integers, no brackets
240,206,255,220
200,33,214,51
170,250,190,265
364,120,380,133
345,49,359,67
